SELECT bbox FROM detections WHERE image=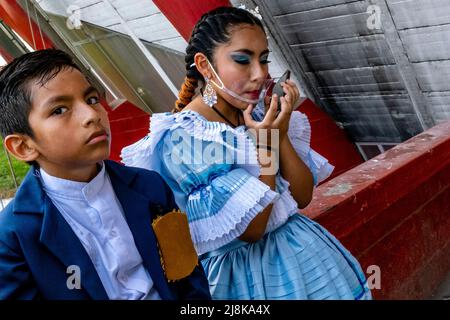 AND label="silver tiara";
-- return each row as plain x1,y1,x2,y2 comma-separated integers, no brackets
237,4,263,21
